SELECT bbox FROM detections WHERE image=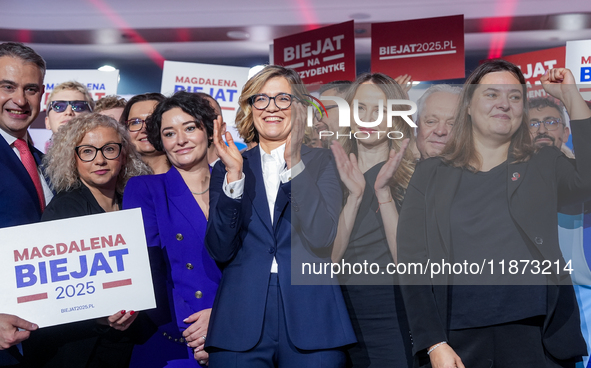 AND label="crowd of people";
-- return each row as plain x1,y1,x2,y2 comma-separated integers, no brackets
1,40,591,368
